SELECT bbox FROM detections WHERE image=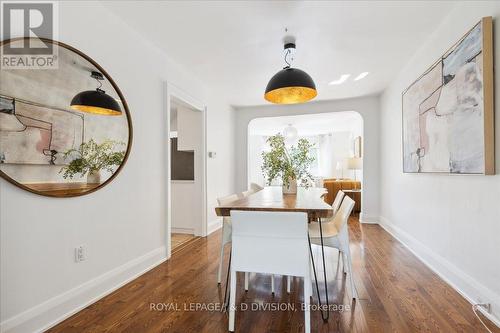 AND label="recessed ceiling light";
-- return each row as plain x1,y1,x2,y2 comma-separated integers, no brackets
354,72,369,81
328,74,350,85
